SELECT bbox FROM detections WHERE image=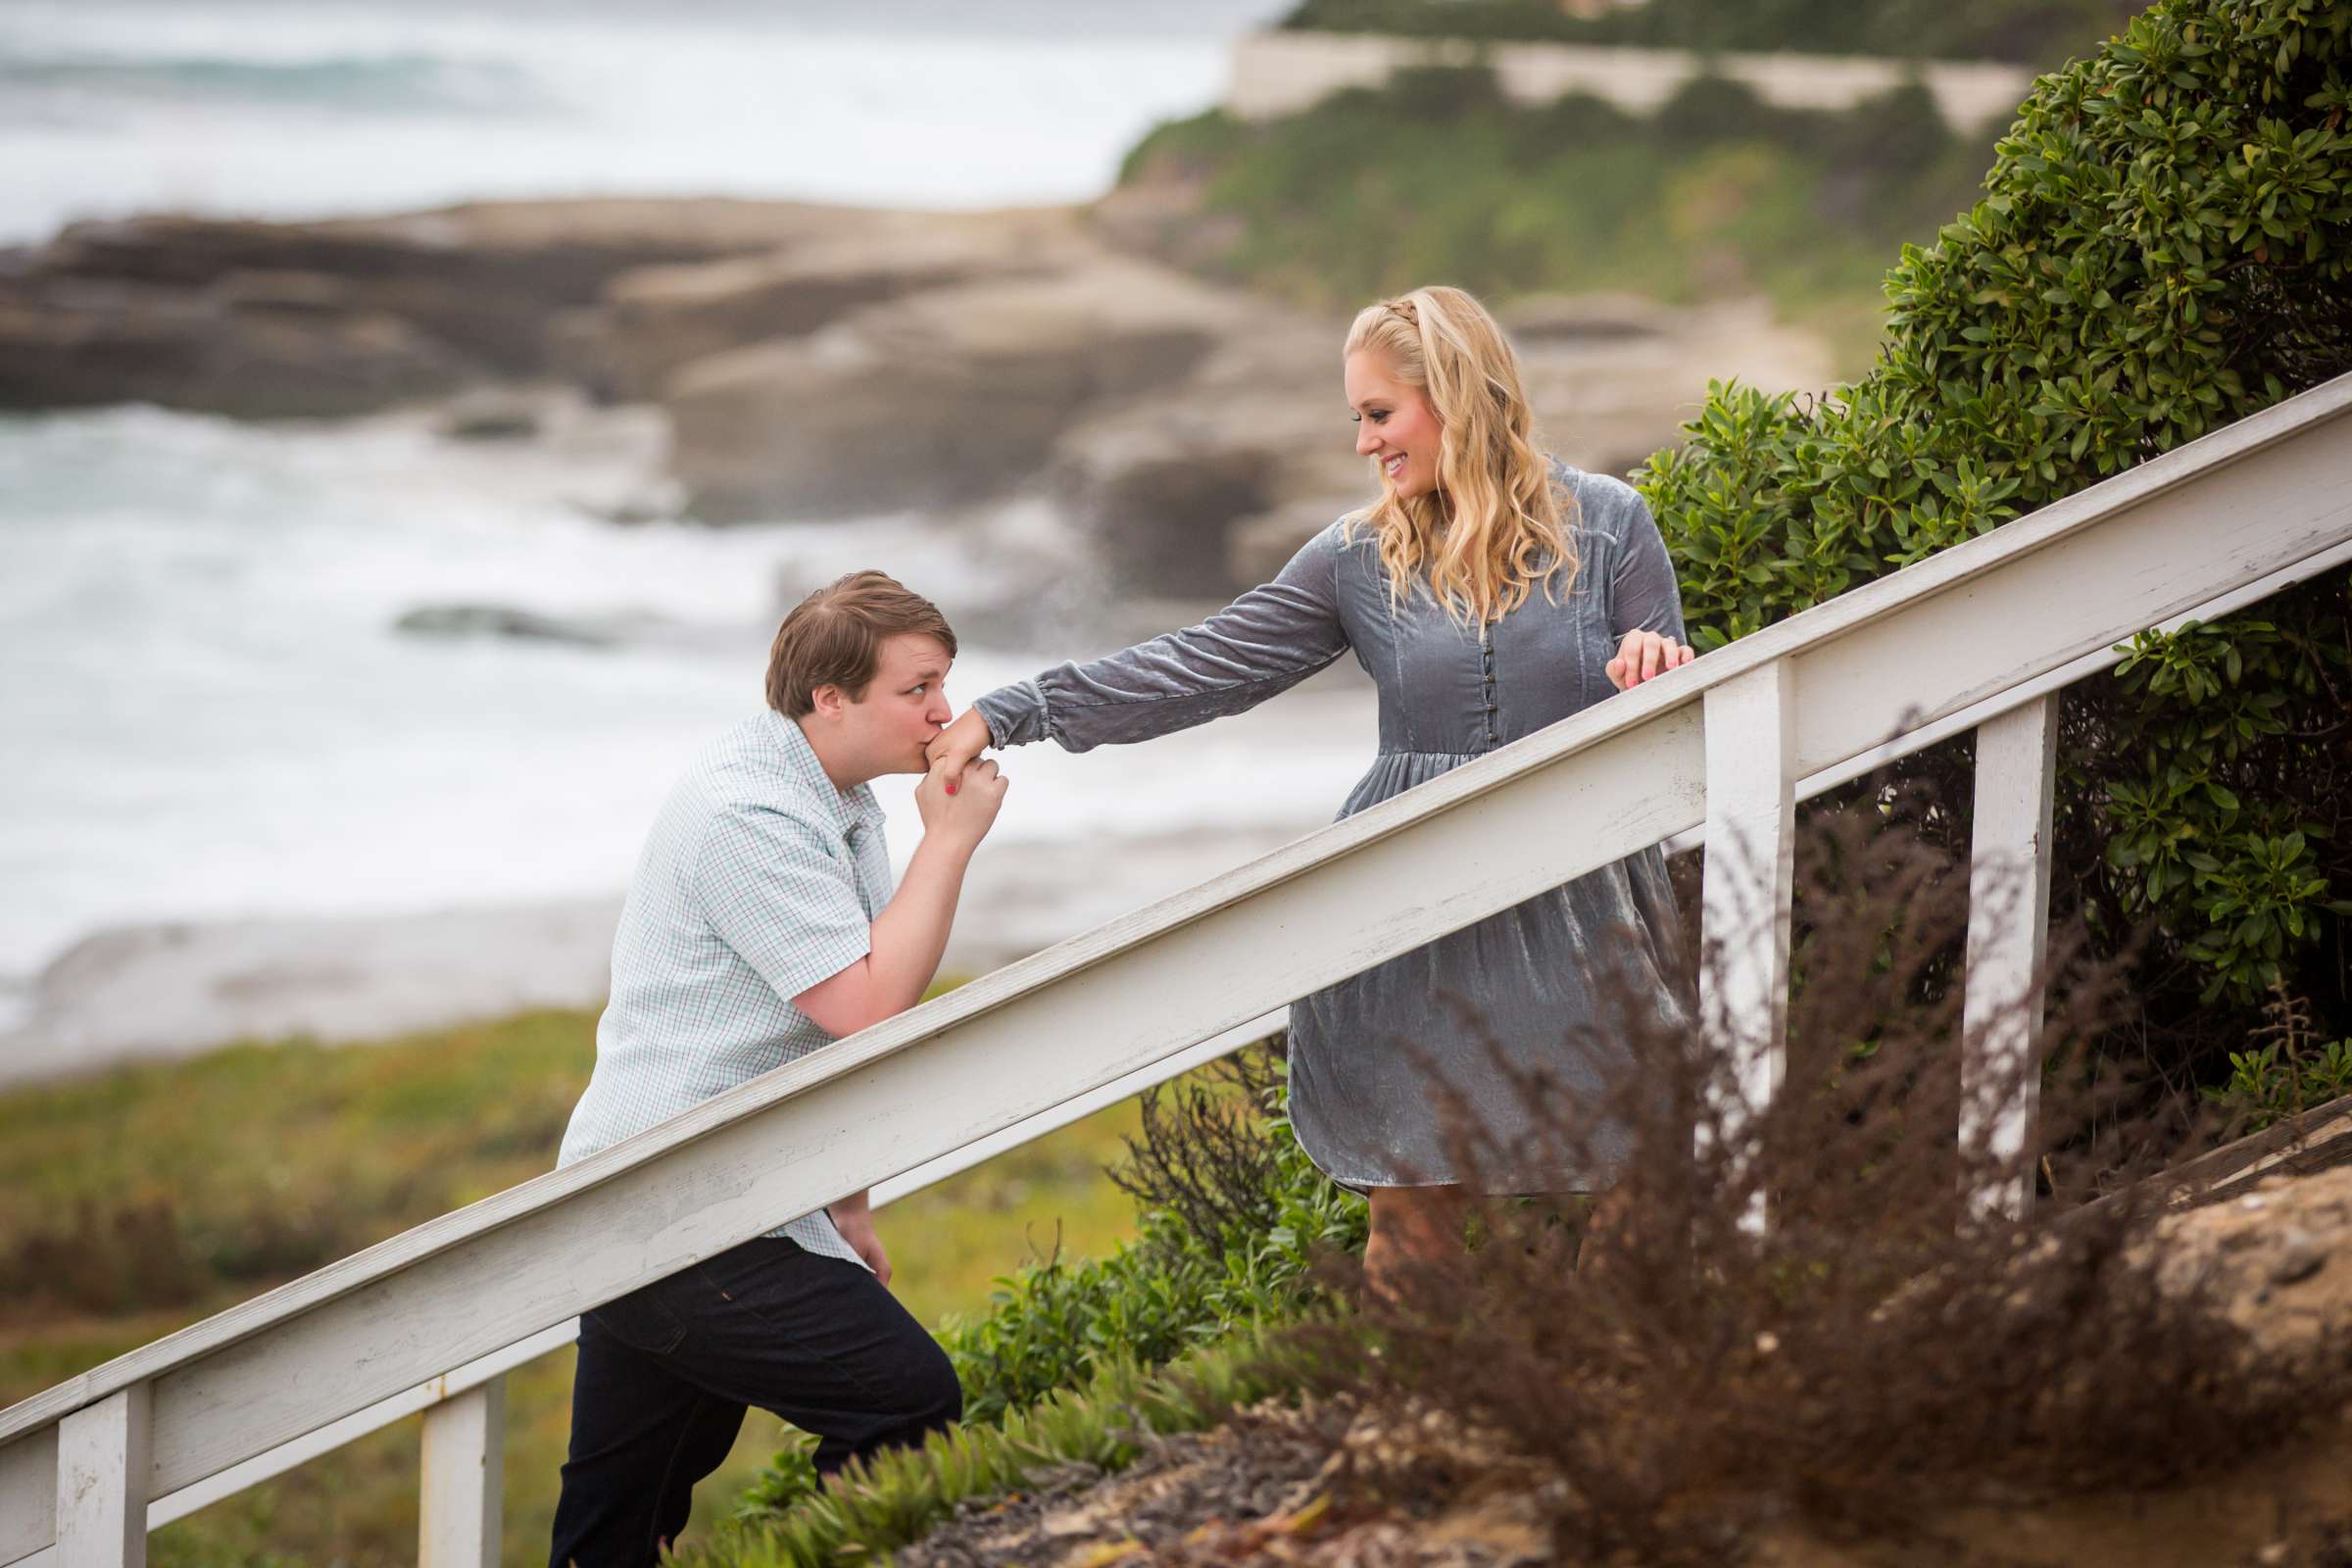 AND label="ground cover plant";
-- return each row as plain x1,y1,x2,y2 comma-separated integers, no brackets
684,1324,1335,1568
1639,0,2352,1128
